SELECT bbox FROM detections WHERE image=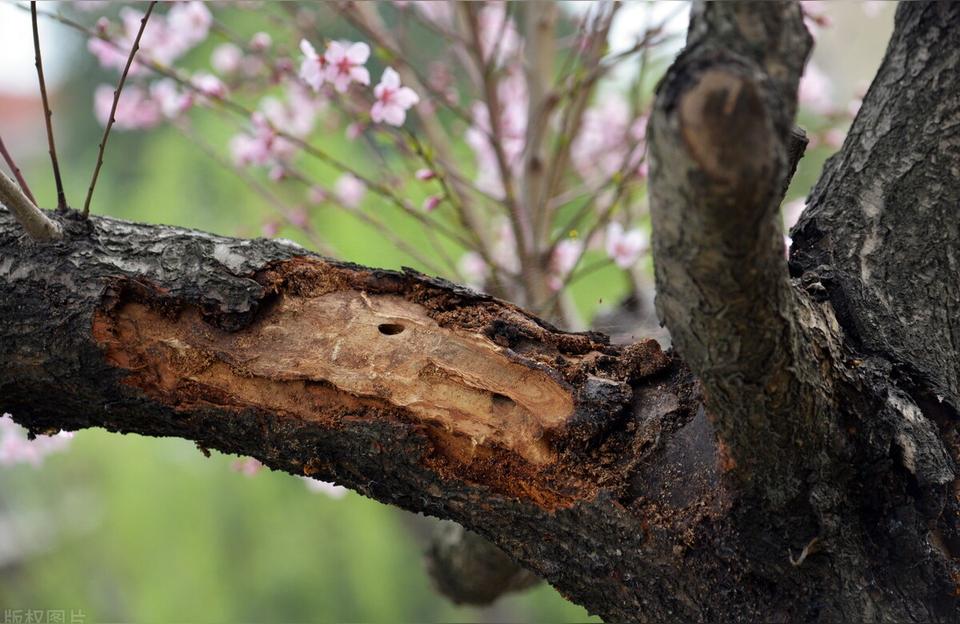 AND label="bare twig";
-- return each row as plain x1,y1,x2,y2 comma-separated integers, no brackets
31,1,67,211
0,169,61,240
83,2,156,218
0,135,37,206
